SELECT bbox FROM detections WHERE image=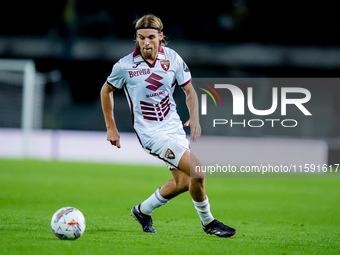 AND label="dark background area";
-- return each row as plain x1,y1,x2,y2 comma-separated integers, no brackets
2,1,340,44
